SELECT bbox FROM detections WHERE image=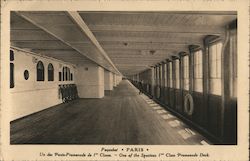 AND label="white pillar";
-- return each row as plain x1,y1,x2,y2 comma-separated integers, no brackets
113,74,117,87
116,75,118,85
104,70,113,90
76,64,104,98
116,75,122,84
